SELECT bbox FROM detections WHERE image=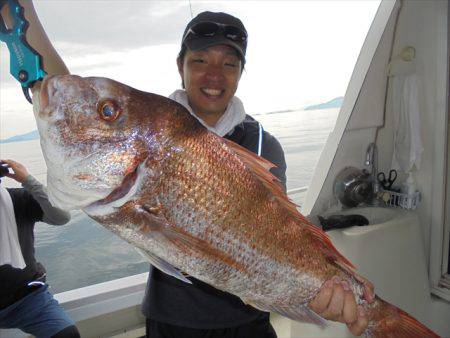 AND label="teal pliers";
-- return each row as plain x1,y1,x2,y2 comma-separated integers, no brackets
0,0,46,103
